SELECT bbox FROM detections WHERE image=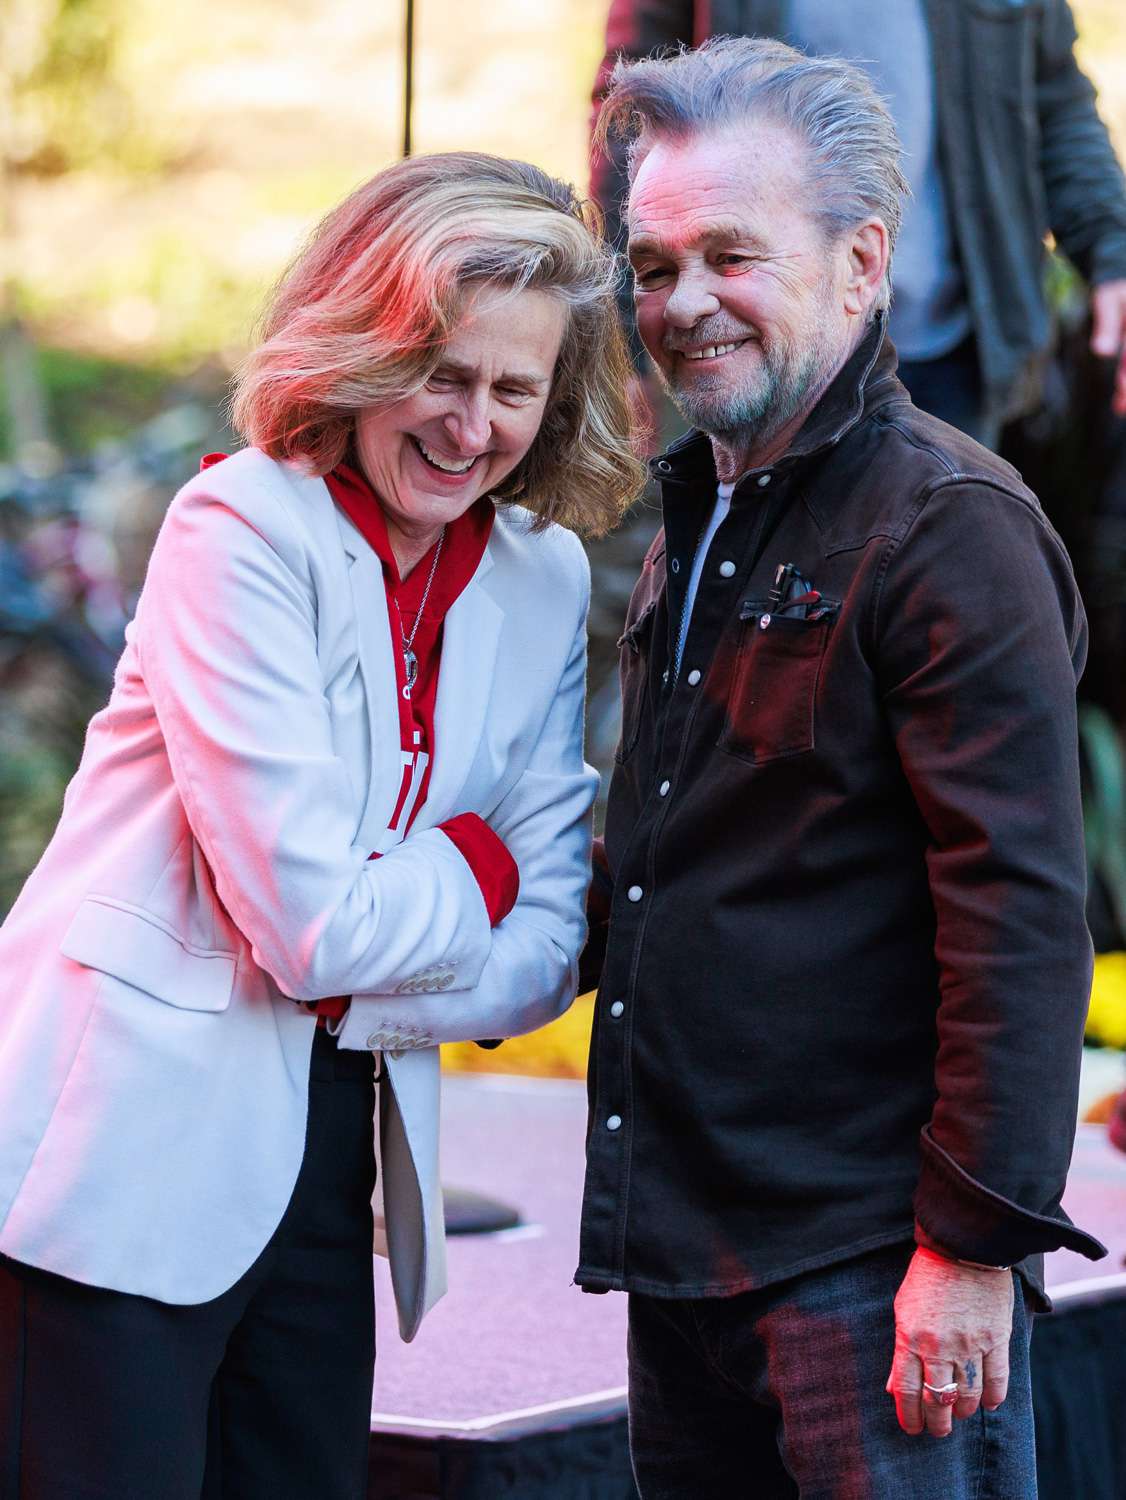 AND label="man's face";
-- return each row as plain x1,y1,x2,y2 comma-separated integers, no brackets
628,124,852,448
